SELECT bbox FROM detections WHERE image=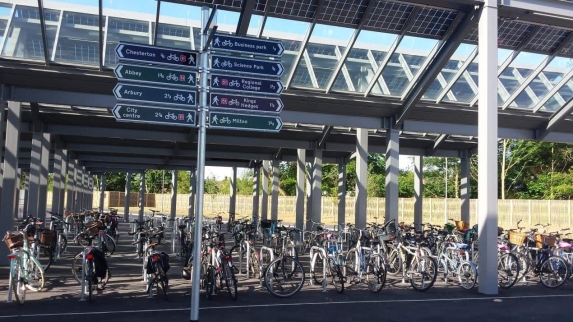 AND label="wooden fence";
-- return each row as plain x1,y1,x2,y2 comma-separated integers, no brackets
49,191,572,229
